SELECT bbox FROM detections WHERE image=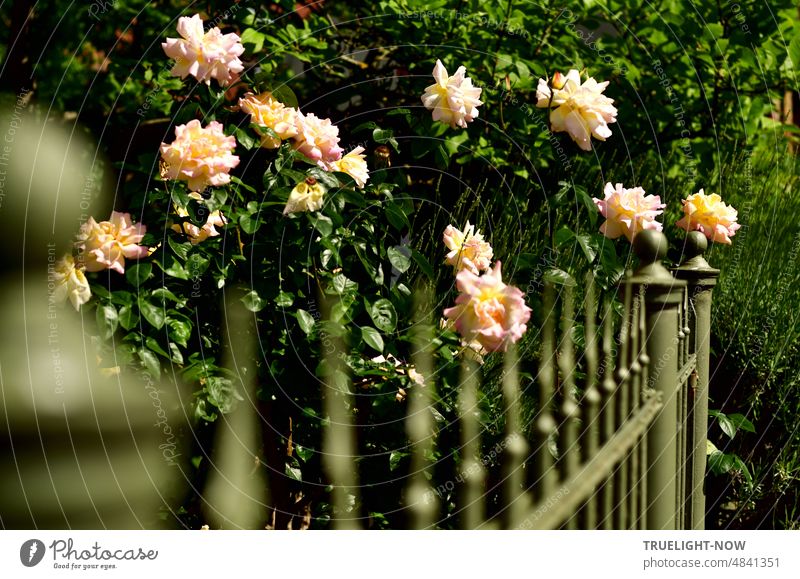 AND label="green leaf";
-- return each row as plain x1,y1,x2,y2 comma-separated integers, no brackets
118,305,138,331
732,456,753,487
387,246,411,273
240,28,265,53
361,326,384,353
169,342,184,365
235,127,258,150
389,450,408,472
788,31,800,69
411,249,434,280
285,463,303,482
332,273,358,295
206,376,241,414
309,213,333,237
242,290,267,312
239,212,261,234
96,304,119,340
167,318,192,347
276,291,294,308
138,297,166,330
369,299,397,333
708,450,736,475
159,254,190,280
384,202,410,231
151,287,185,305
576,234,597,264
554,226,575,246
373,127,399,152
126,263,152,287
716,413,737,440
727,413,755,433
295,444,314,462
296,309,316,334
168,236,192,261
186,254,210,278
139,348,160,378
270,85,298,108
145,336,169,358
543,268,576,286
